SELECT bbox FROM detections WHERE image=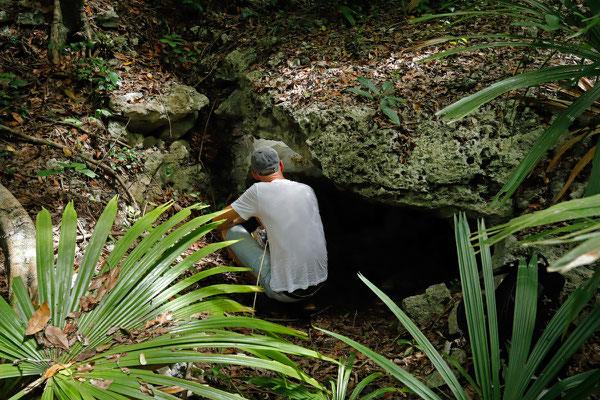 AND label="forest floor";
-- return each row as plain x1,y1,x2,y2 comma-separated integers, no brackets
1,0,599,398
